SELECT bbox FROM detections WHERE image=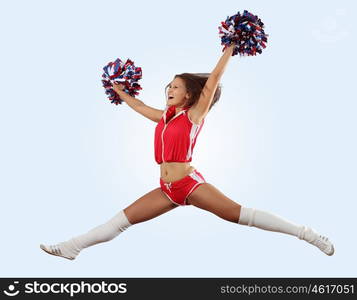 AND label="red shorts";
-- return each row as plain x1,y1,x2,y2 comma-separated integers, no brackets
160,169,206,206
